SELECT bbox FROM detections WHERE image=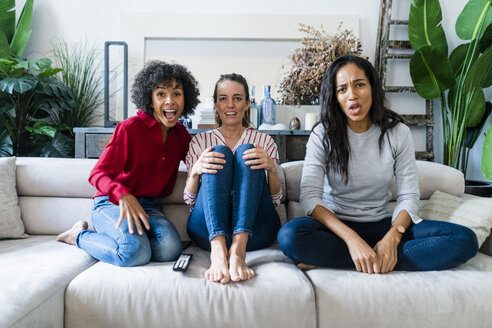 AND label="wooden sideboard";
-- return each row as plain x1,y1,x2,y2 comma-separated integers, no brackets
74,127,311,164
